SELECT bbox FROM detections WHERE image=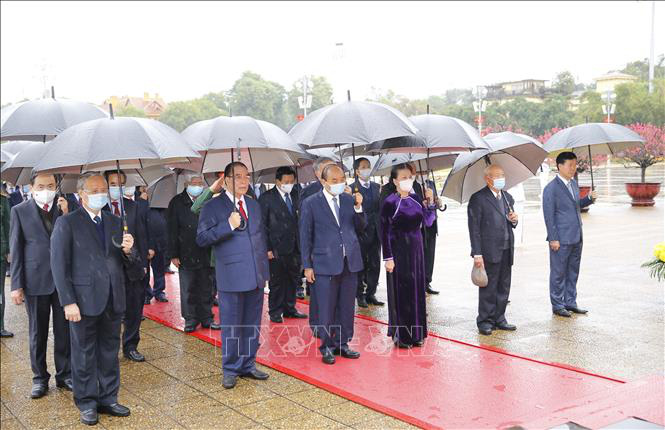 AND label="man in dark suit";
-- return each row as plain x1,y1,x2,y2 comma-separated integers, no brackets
467,165,518,336
0,188,12,338
543,151,596,318
145,207,169,303
352,157,384,308
51,172,142,426
197,162,271,389
299,157,336,334
413,173,441,295
9,173,72,398
259,167,307,323
167,174,219,333
8,183,28,207
247,182,267,200
300,164,366,365
104,172,151,362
